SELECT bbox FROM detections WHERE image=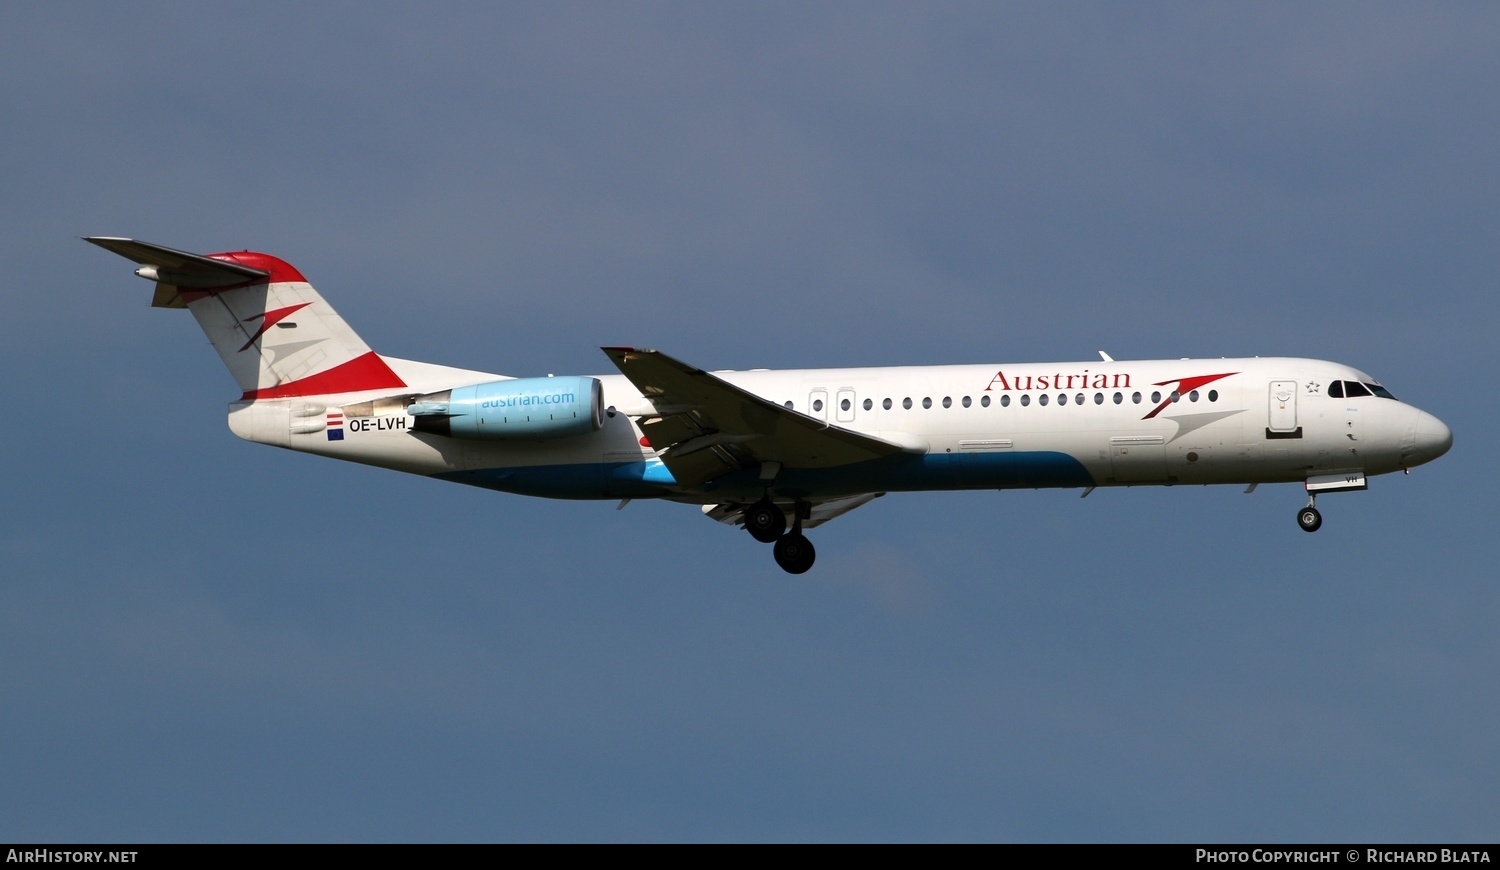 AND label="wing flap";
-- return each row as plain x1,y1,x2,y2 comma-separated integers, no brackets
637,410,706,451
702,492,884,531
664,444,738,485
